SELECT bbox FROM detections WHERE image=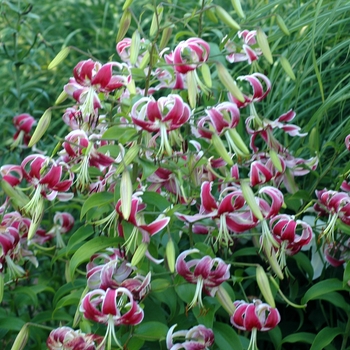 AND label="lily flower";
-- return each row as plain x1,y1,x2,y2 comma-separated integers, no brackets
166,324,214,350
131,94,191,156
80,287,144,349
46,212,74,248
64,59,128,126
175,248,230,309
86,248,133,290
47,326,104,350
225,30,262,64
12,113,36,147
231,299,280,350
0,164,23,186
